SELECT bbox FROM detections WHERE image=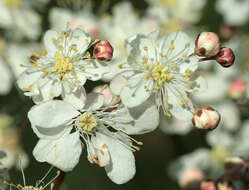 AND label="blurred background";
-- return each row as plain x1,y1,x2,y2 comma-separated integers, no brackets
0,0,249,189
